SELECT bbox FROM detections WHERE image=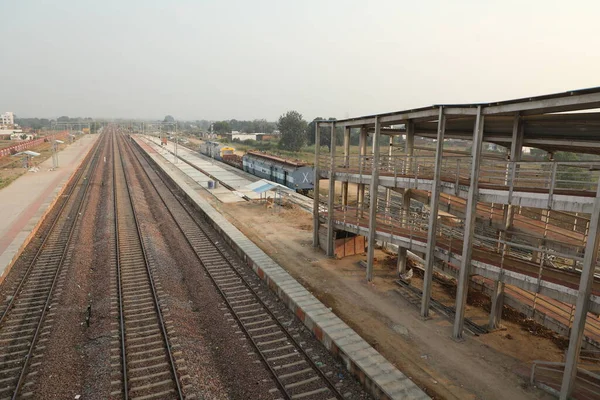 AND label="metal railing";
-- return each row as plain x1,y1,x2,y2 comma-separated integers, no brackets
530,361,600,399
320,154,600,194
323,197,599,274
